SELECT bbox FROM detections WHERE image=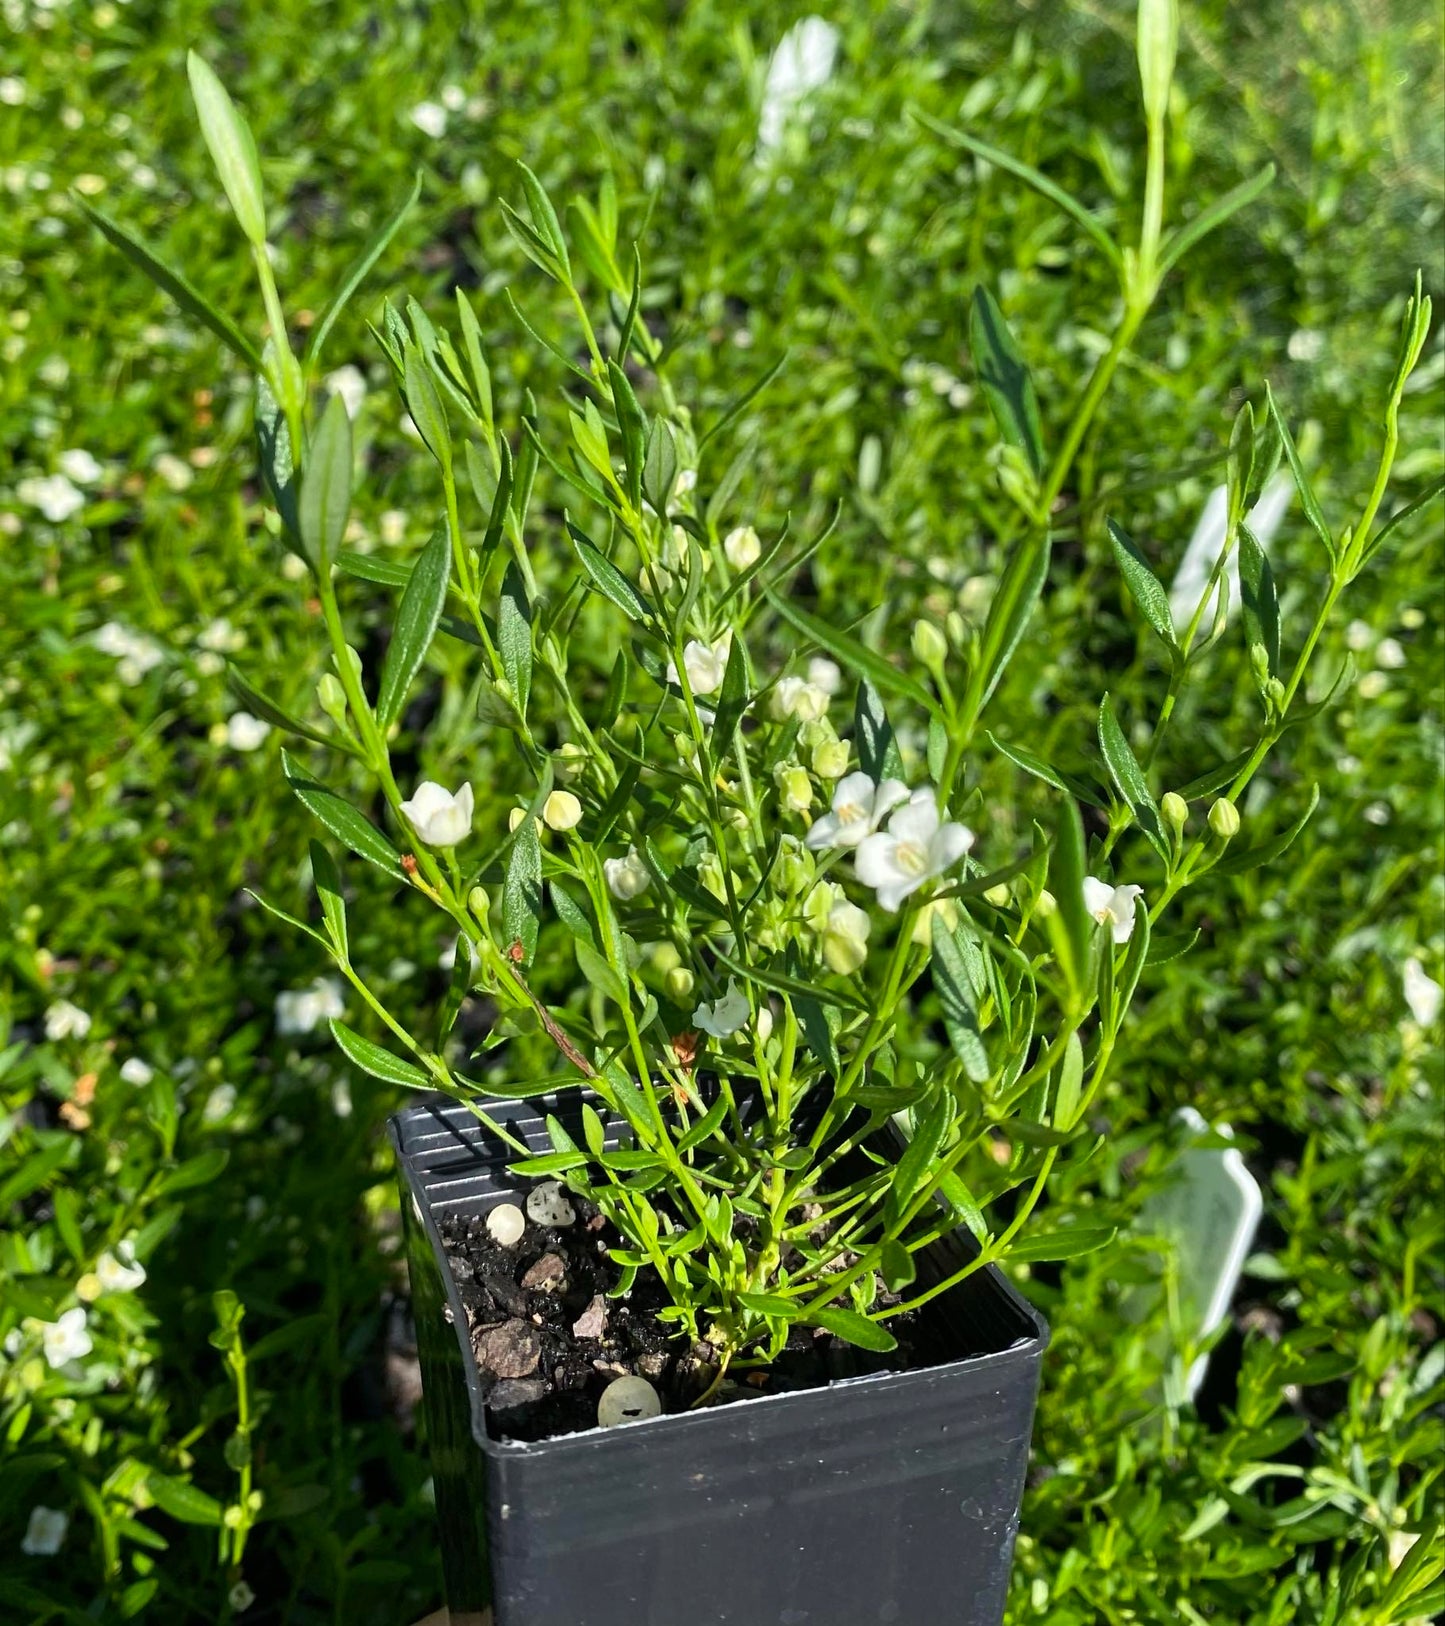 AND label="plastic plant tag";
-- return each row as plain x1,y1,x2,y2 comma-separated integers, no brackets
1130,1106,1262,1400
